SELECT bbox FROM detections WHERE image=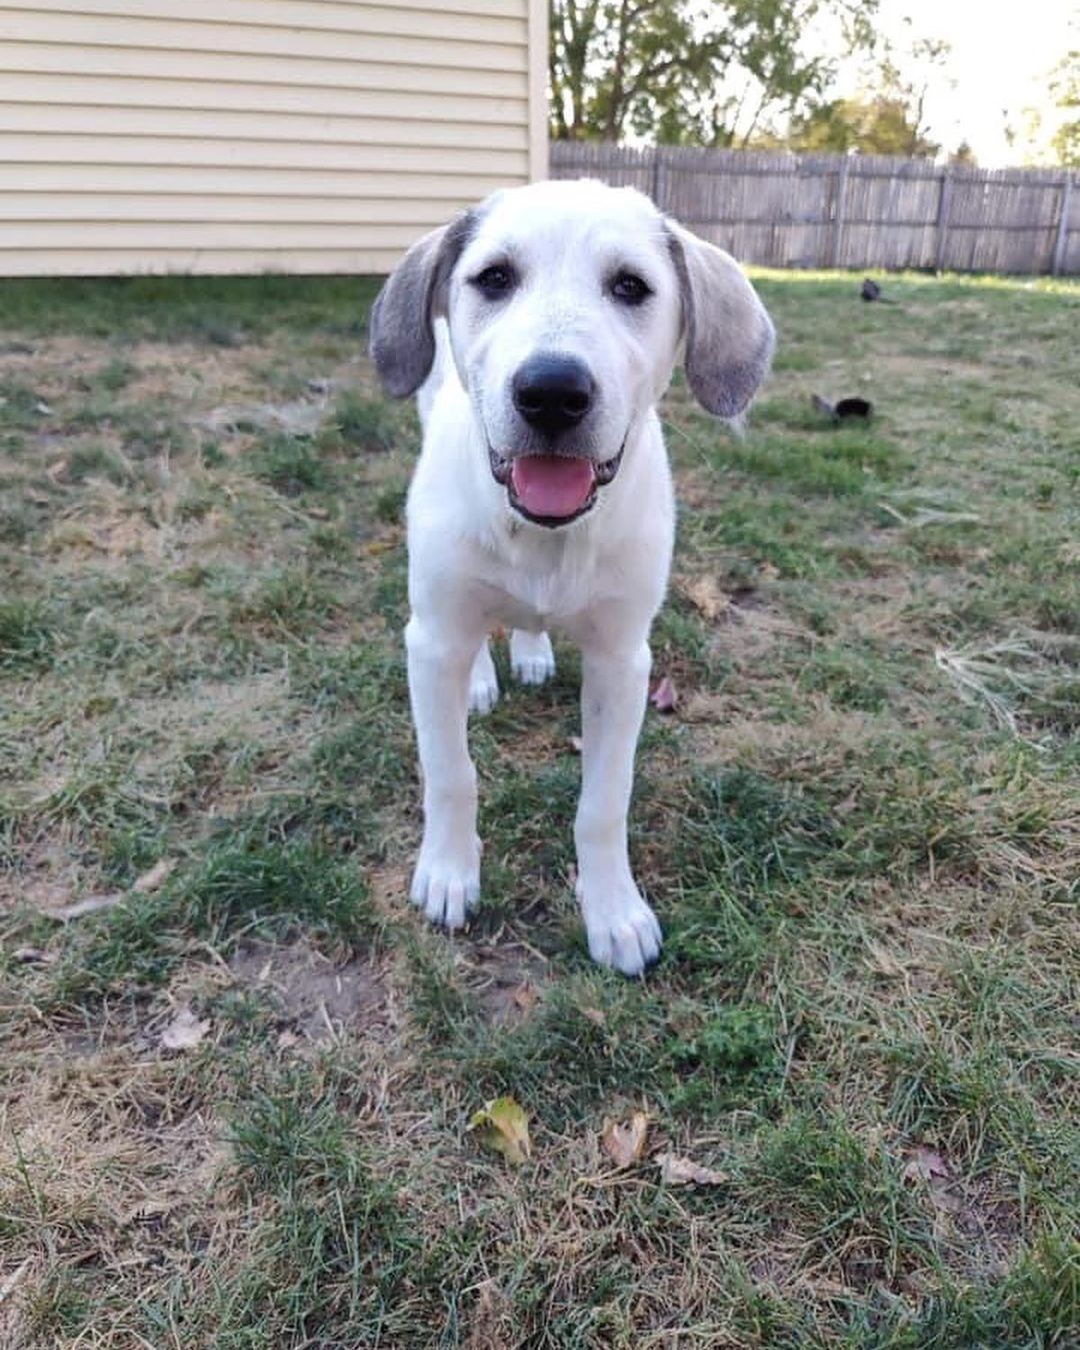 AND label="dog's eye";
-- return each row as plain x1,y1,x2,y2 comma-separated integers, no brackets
610,272,651,305
471,264,516,298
